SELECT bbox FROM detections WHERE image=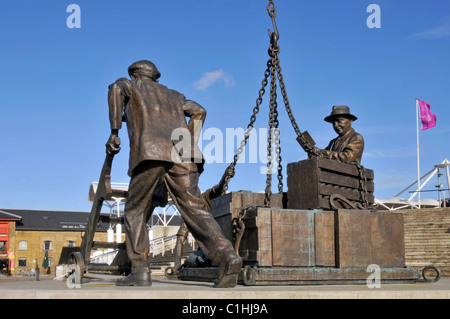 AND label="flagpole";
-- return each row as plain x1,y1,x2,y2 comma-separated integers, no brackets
416,98,421,208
